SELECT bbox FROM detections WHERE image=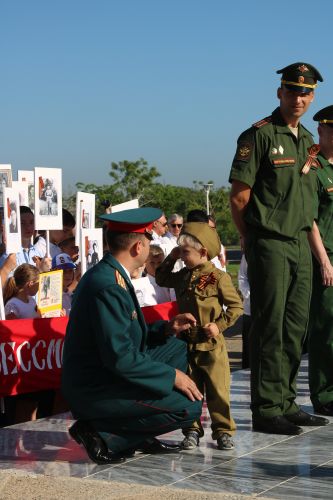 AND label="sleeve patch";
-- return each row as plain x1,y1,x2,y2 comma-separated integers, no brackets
235,142,253,162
